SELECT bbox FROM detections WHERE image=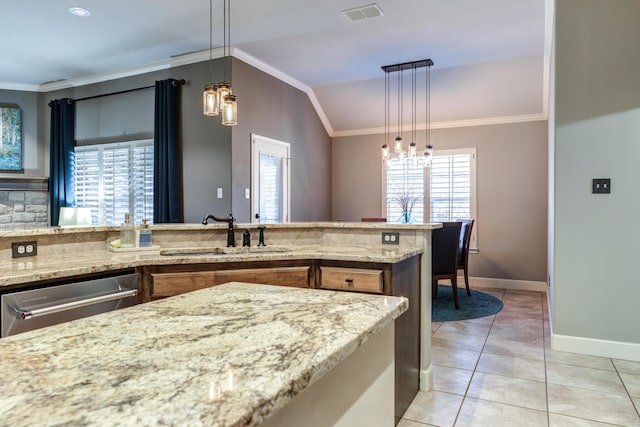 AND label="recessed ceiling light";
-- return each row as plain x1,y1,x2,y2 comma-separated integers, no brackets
68,7,91,17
